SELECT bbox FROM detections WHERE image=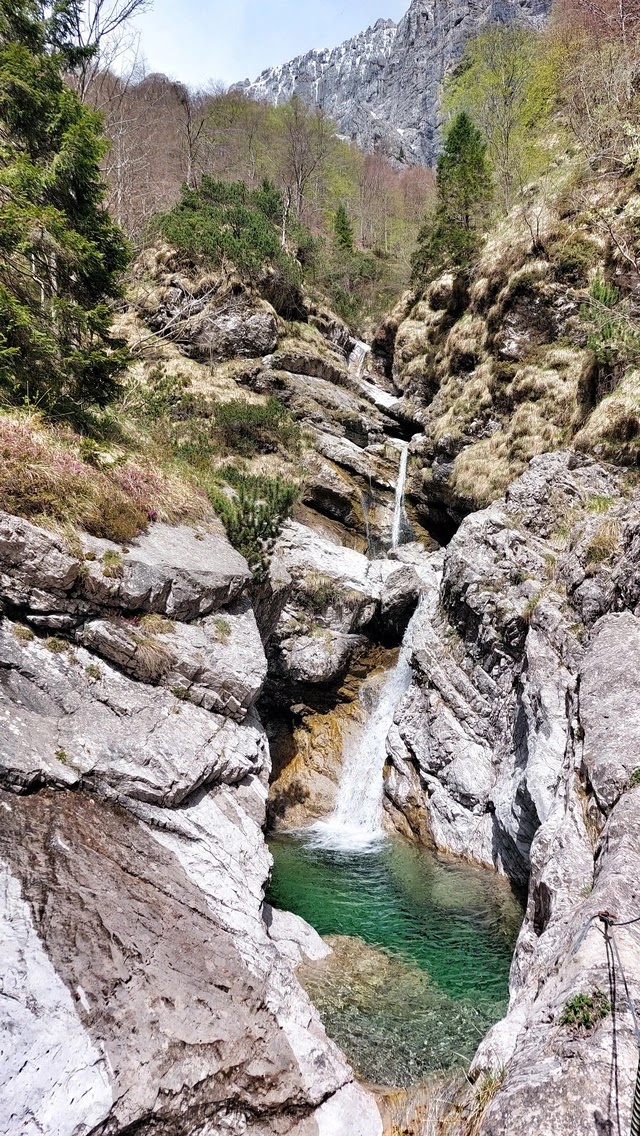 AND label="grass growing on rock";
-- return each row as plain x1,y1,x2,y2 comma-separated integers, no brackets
584,519,621,566
559,990,610,1033
0,411,211,542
